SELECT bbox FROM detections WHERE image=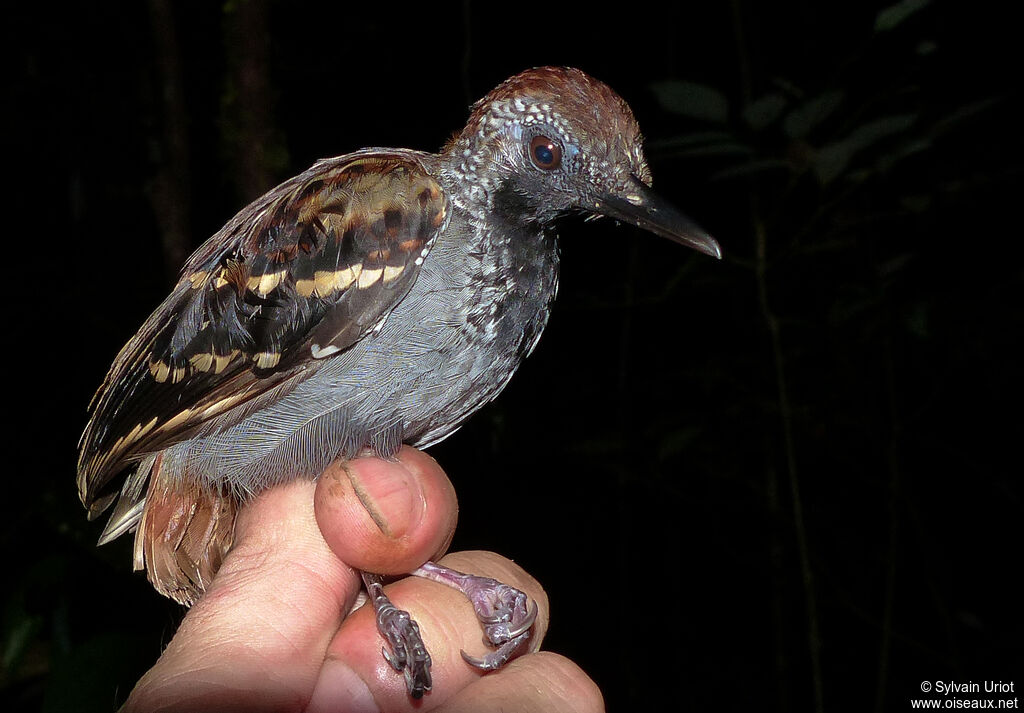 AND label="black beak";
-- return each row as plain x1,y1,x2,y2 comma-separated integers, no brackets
593,176,721,259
